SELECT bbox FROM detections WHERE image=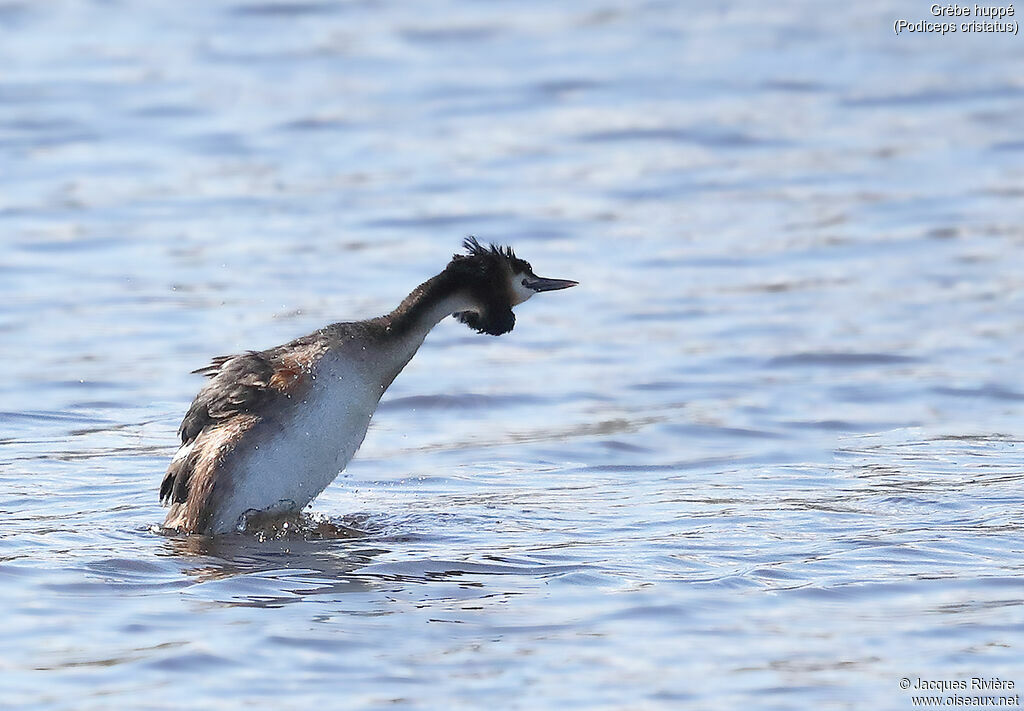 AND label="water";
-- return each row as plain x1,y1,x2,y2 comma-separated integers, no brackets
2,1,1024,708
